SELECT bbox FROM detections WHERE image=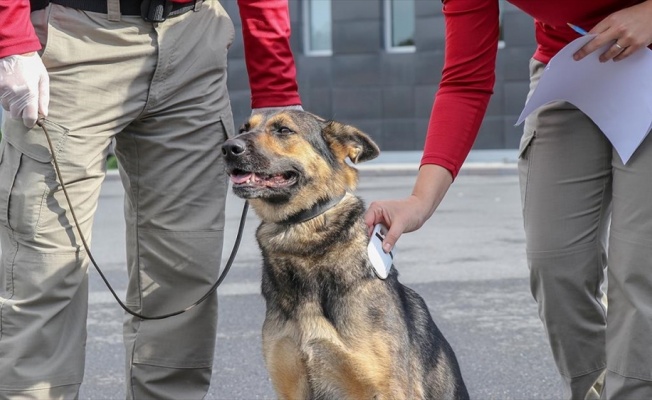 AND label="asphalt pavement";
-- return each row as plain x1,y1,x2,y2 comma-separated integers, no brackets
56,150,563,399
